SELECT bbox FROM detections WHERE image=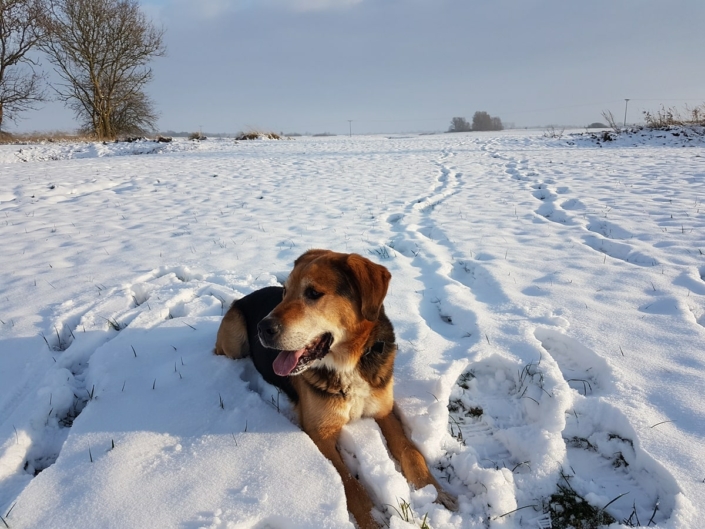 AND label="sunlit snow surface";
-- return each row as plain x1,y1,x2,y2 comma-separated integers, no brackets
0,130,703,528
